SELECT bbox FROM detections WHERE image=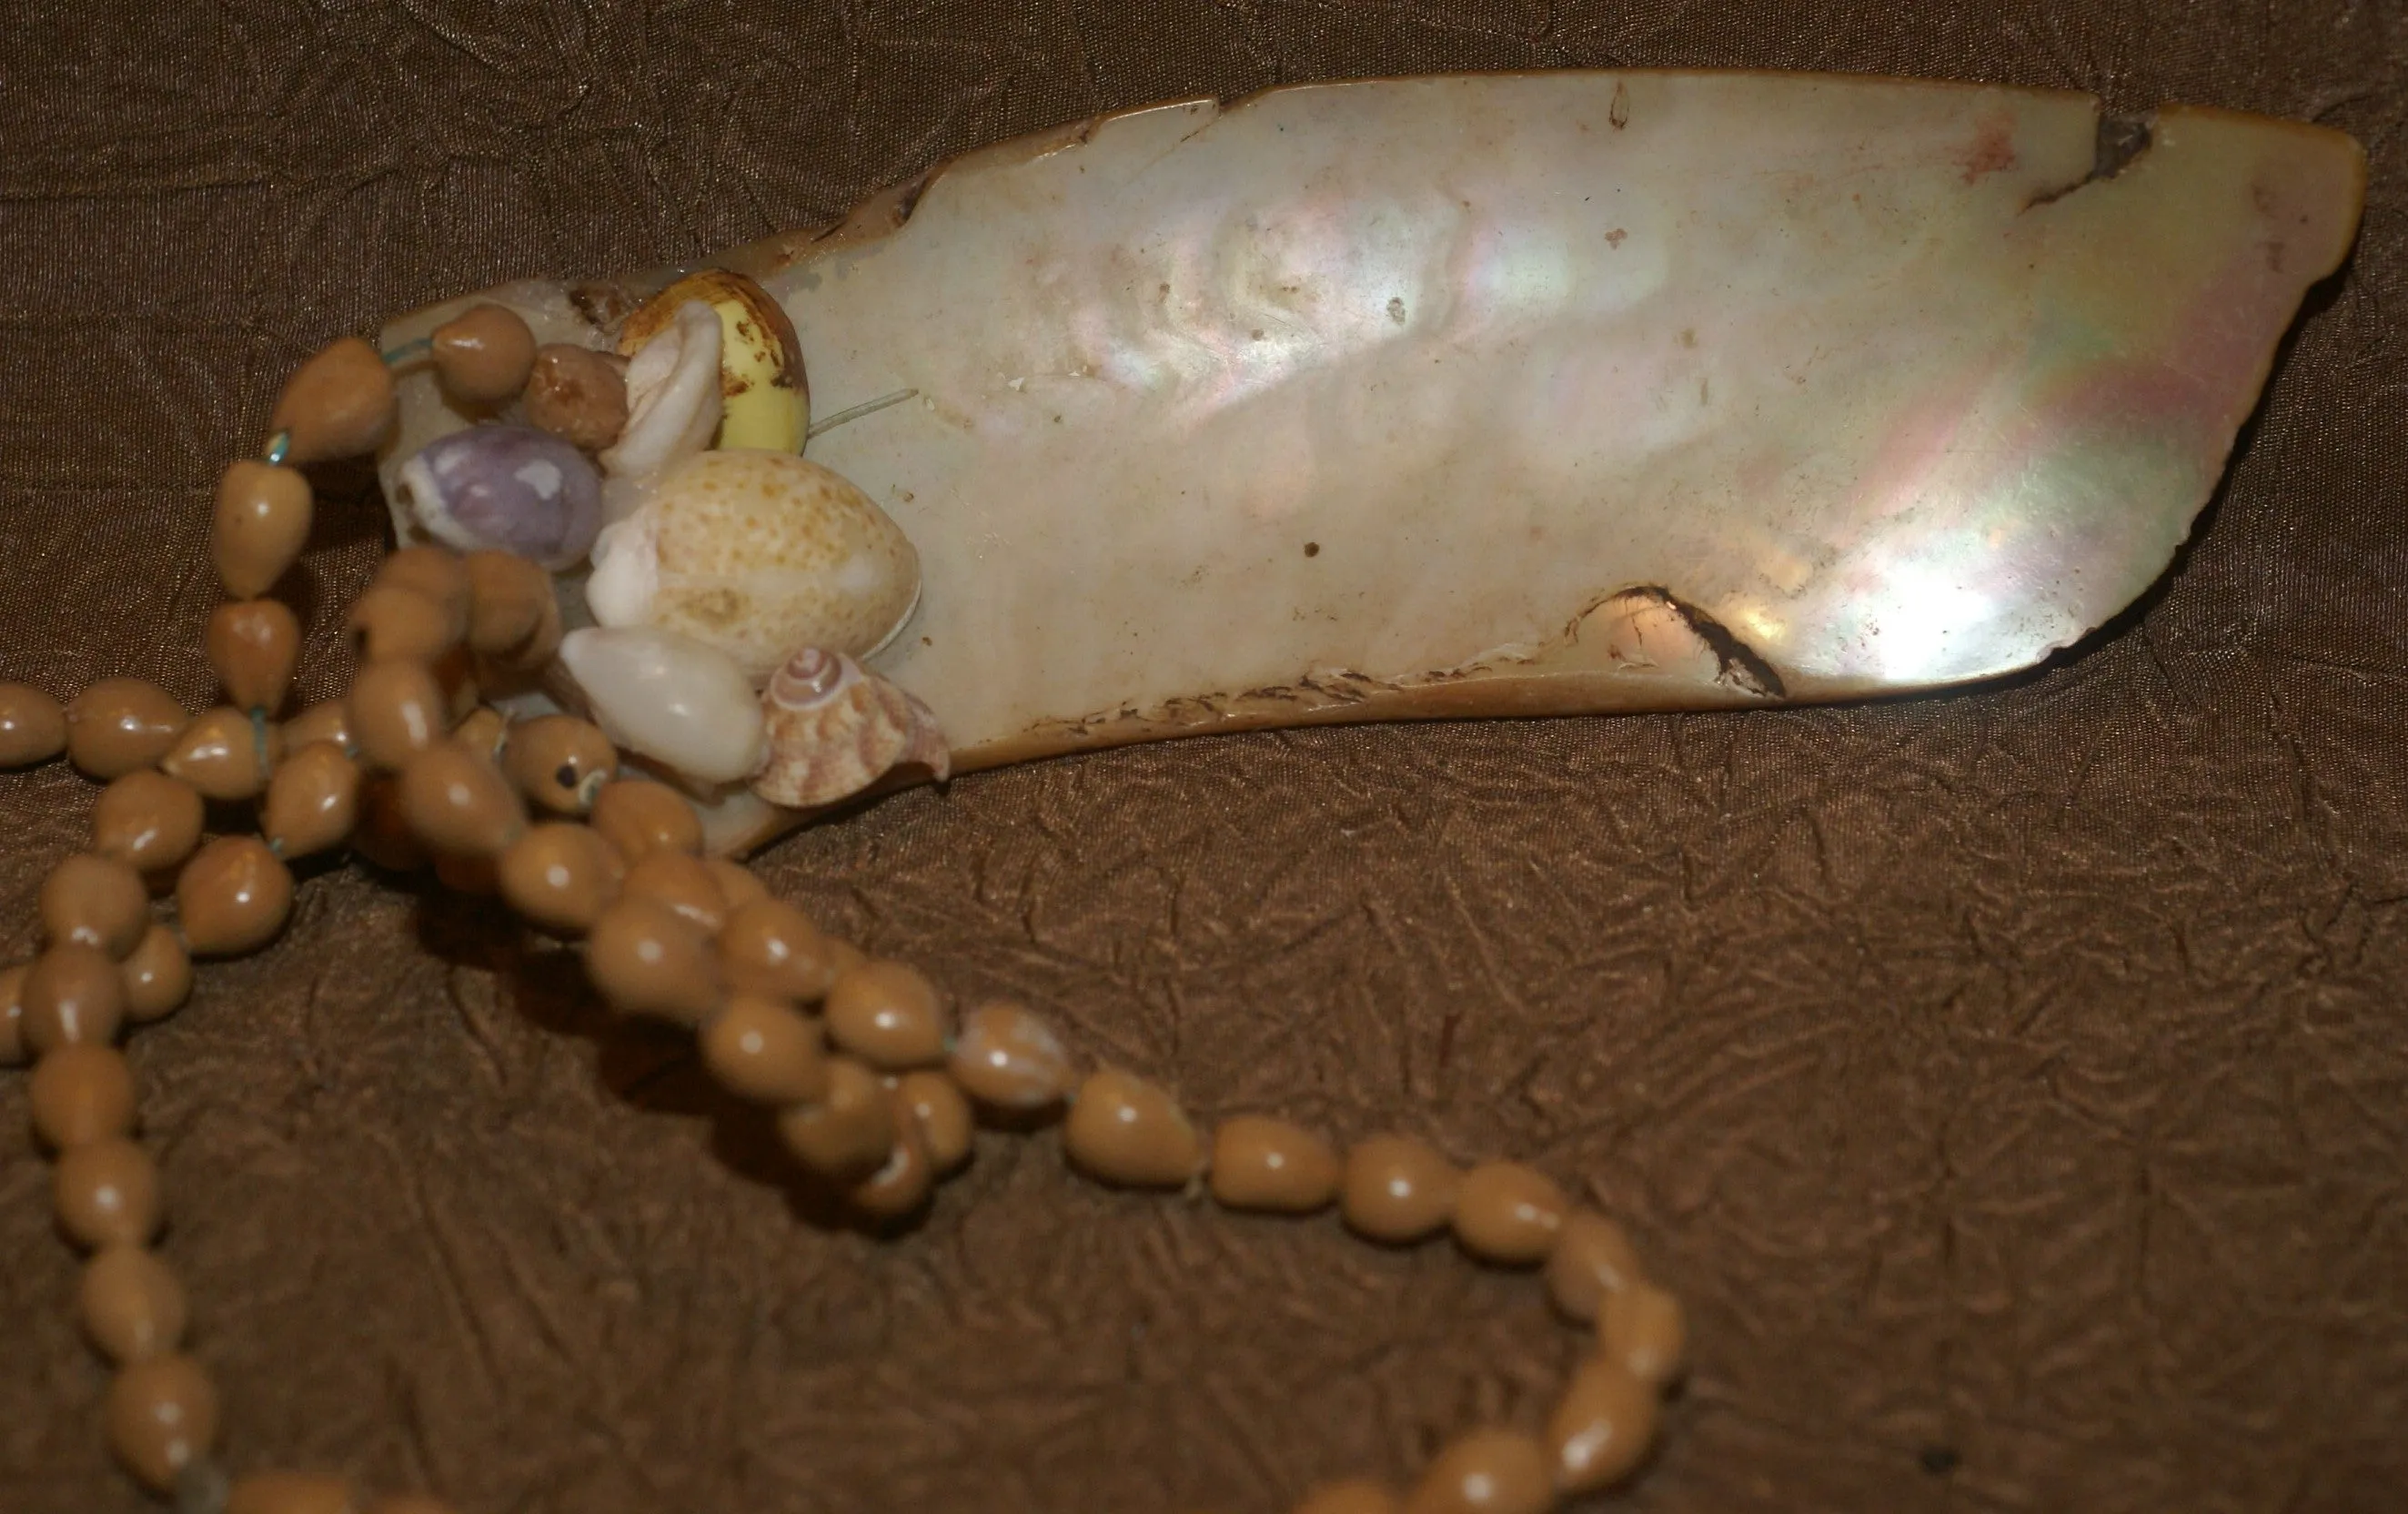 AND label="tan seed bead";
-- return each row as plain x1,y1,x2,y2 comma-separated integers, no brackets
1599,1281,1687,1388
350,773,426,872
824,959,949,1070
227,1471,359,1514
826,936,868,976
946,1000,1077,1110
348,659,449,772
79,1246,187,1365
269,335,395,462
431,303,537,405
1544,1211,1643,1322
0,963,25,1065
497,823,624,935
65,678,188,780
1404,1427,1556,1514
206,599,301,714
1453,1162,1569,1266
1064,1068,1201,1188
462,550,554,655
587,895,722,1024
777,1055,897,1181
0,680,66,766
700,995,828,1105
29,1042,136,1148
376,546,473,638
1209,1115,1342,1213
177,835,295,957
398,740,527,858
524,343,630,451
1342,1136,1460,1245
589,778,702,859
347,583,457,664
454,704,508,761
92,770,205,874
896,1069,974,1173
281,699,353,754
718,898,840,1004
160,706,283,802
1295,1479,1403,1514
1546,1356,1658,1493
620,848,730,934
262,741,361,859
22,944,128,1053
709,858,770,912
213,460,313,598
849,1102,934,1220
106,1352,219,1493
56,1136,161,1247
120,924,193,1024
41,852,150,958
500,713,615,815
